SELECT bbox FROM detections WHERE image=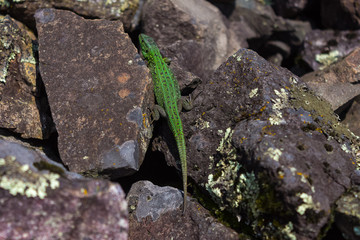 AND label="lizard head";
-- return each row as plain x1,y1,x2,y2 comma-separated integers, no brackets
139,34,157,60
